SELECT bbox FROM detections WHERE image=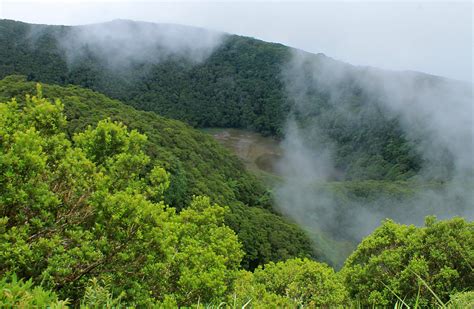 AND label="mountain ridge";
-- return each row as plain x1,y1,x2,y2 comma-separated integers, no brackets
3,17,469,83
0,18,470,182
